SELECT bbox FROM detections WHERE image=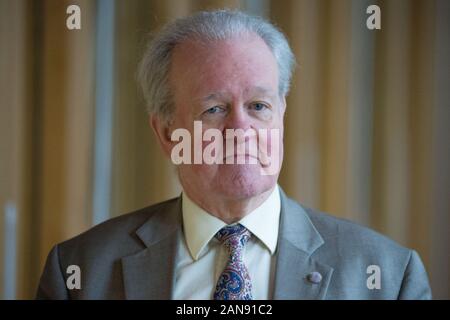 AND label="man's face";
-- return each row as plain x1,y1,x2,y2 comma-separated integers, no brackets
166,33,285,201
